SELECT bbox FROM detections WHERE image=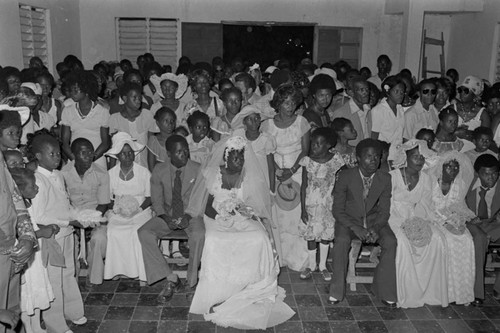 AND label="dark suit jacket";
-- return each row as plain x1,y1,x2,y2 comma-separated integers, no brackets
332,167,391,232
465,176,500,218
150,159,200,217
